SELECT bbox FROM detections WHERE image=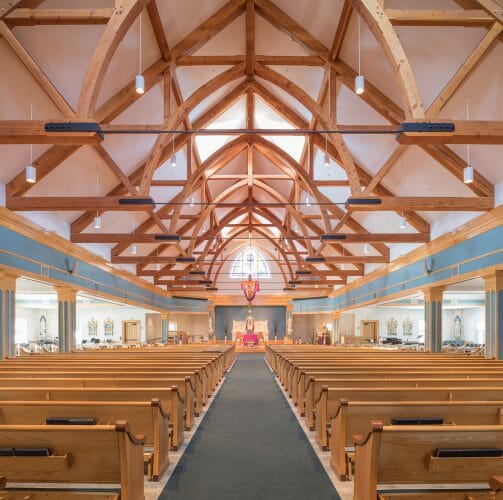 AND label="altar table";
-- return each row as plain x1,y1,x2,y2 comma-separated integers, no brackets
242,333,259,347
